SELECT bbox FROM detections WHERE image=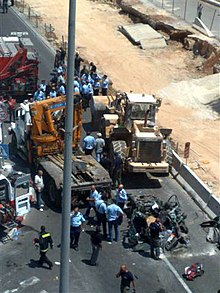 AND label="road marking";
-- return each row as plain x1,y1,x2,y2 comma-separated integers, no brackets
161,254,193,293
19,276,40,288
170,249,217,258
3,276,40,293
